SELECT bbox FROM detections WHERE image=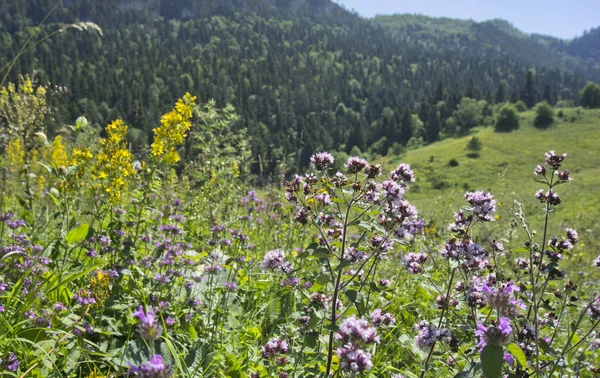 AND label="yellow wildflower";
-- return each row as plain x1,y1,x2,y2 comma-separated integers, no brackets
6,139,24,166
92,119,135,204
86,368,106,378
90,270,111,308
50,135,69,169
151,93,196,164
